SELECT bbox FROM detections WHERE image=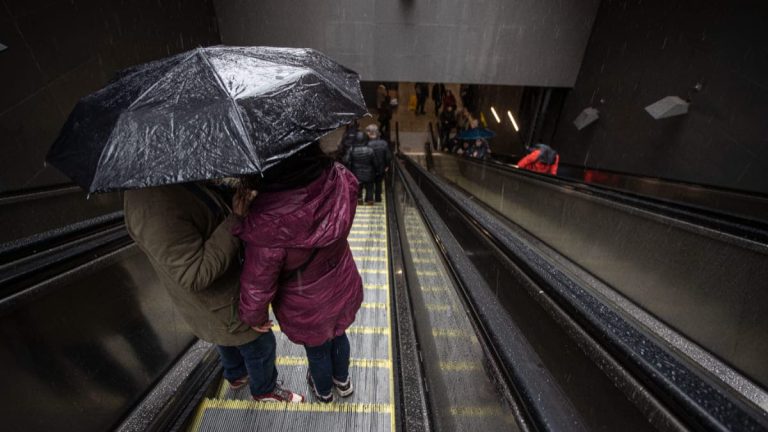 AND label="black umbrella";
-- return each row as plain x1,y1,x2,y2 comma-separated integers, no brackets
46,46,368,193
